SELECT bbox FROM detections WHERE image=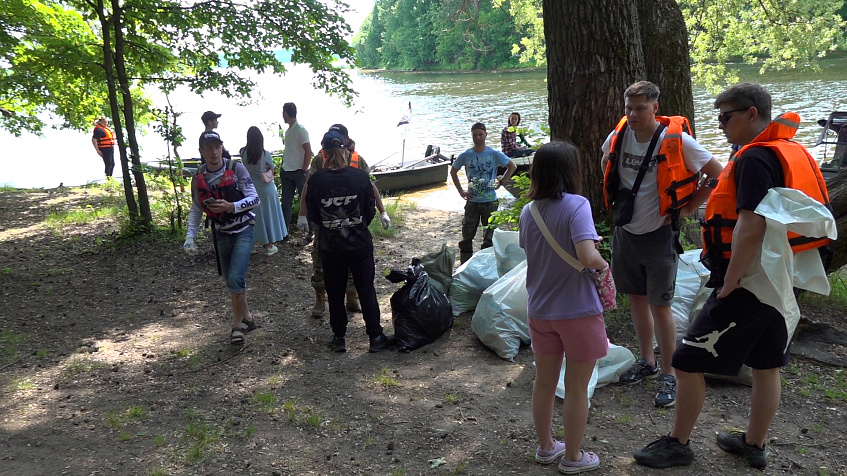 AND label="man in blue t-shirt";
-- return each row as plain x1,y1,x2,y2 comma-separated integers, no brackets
451,122,517,263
